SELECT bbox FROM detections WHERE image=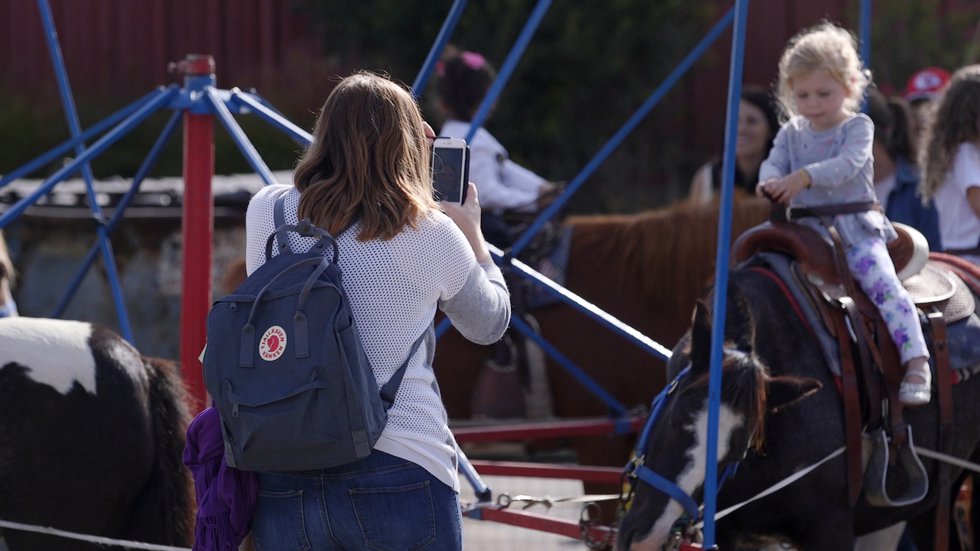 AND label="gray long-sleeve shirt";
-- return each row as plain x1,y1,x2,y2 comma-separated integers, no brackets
760,113,897,247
